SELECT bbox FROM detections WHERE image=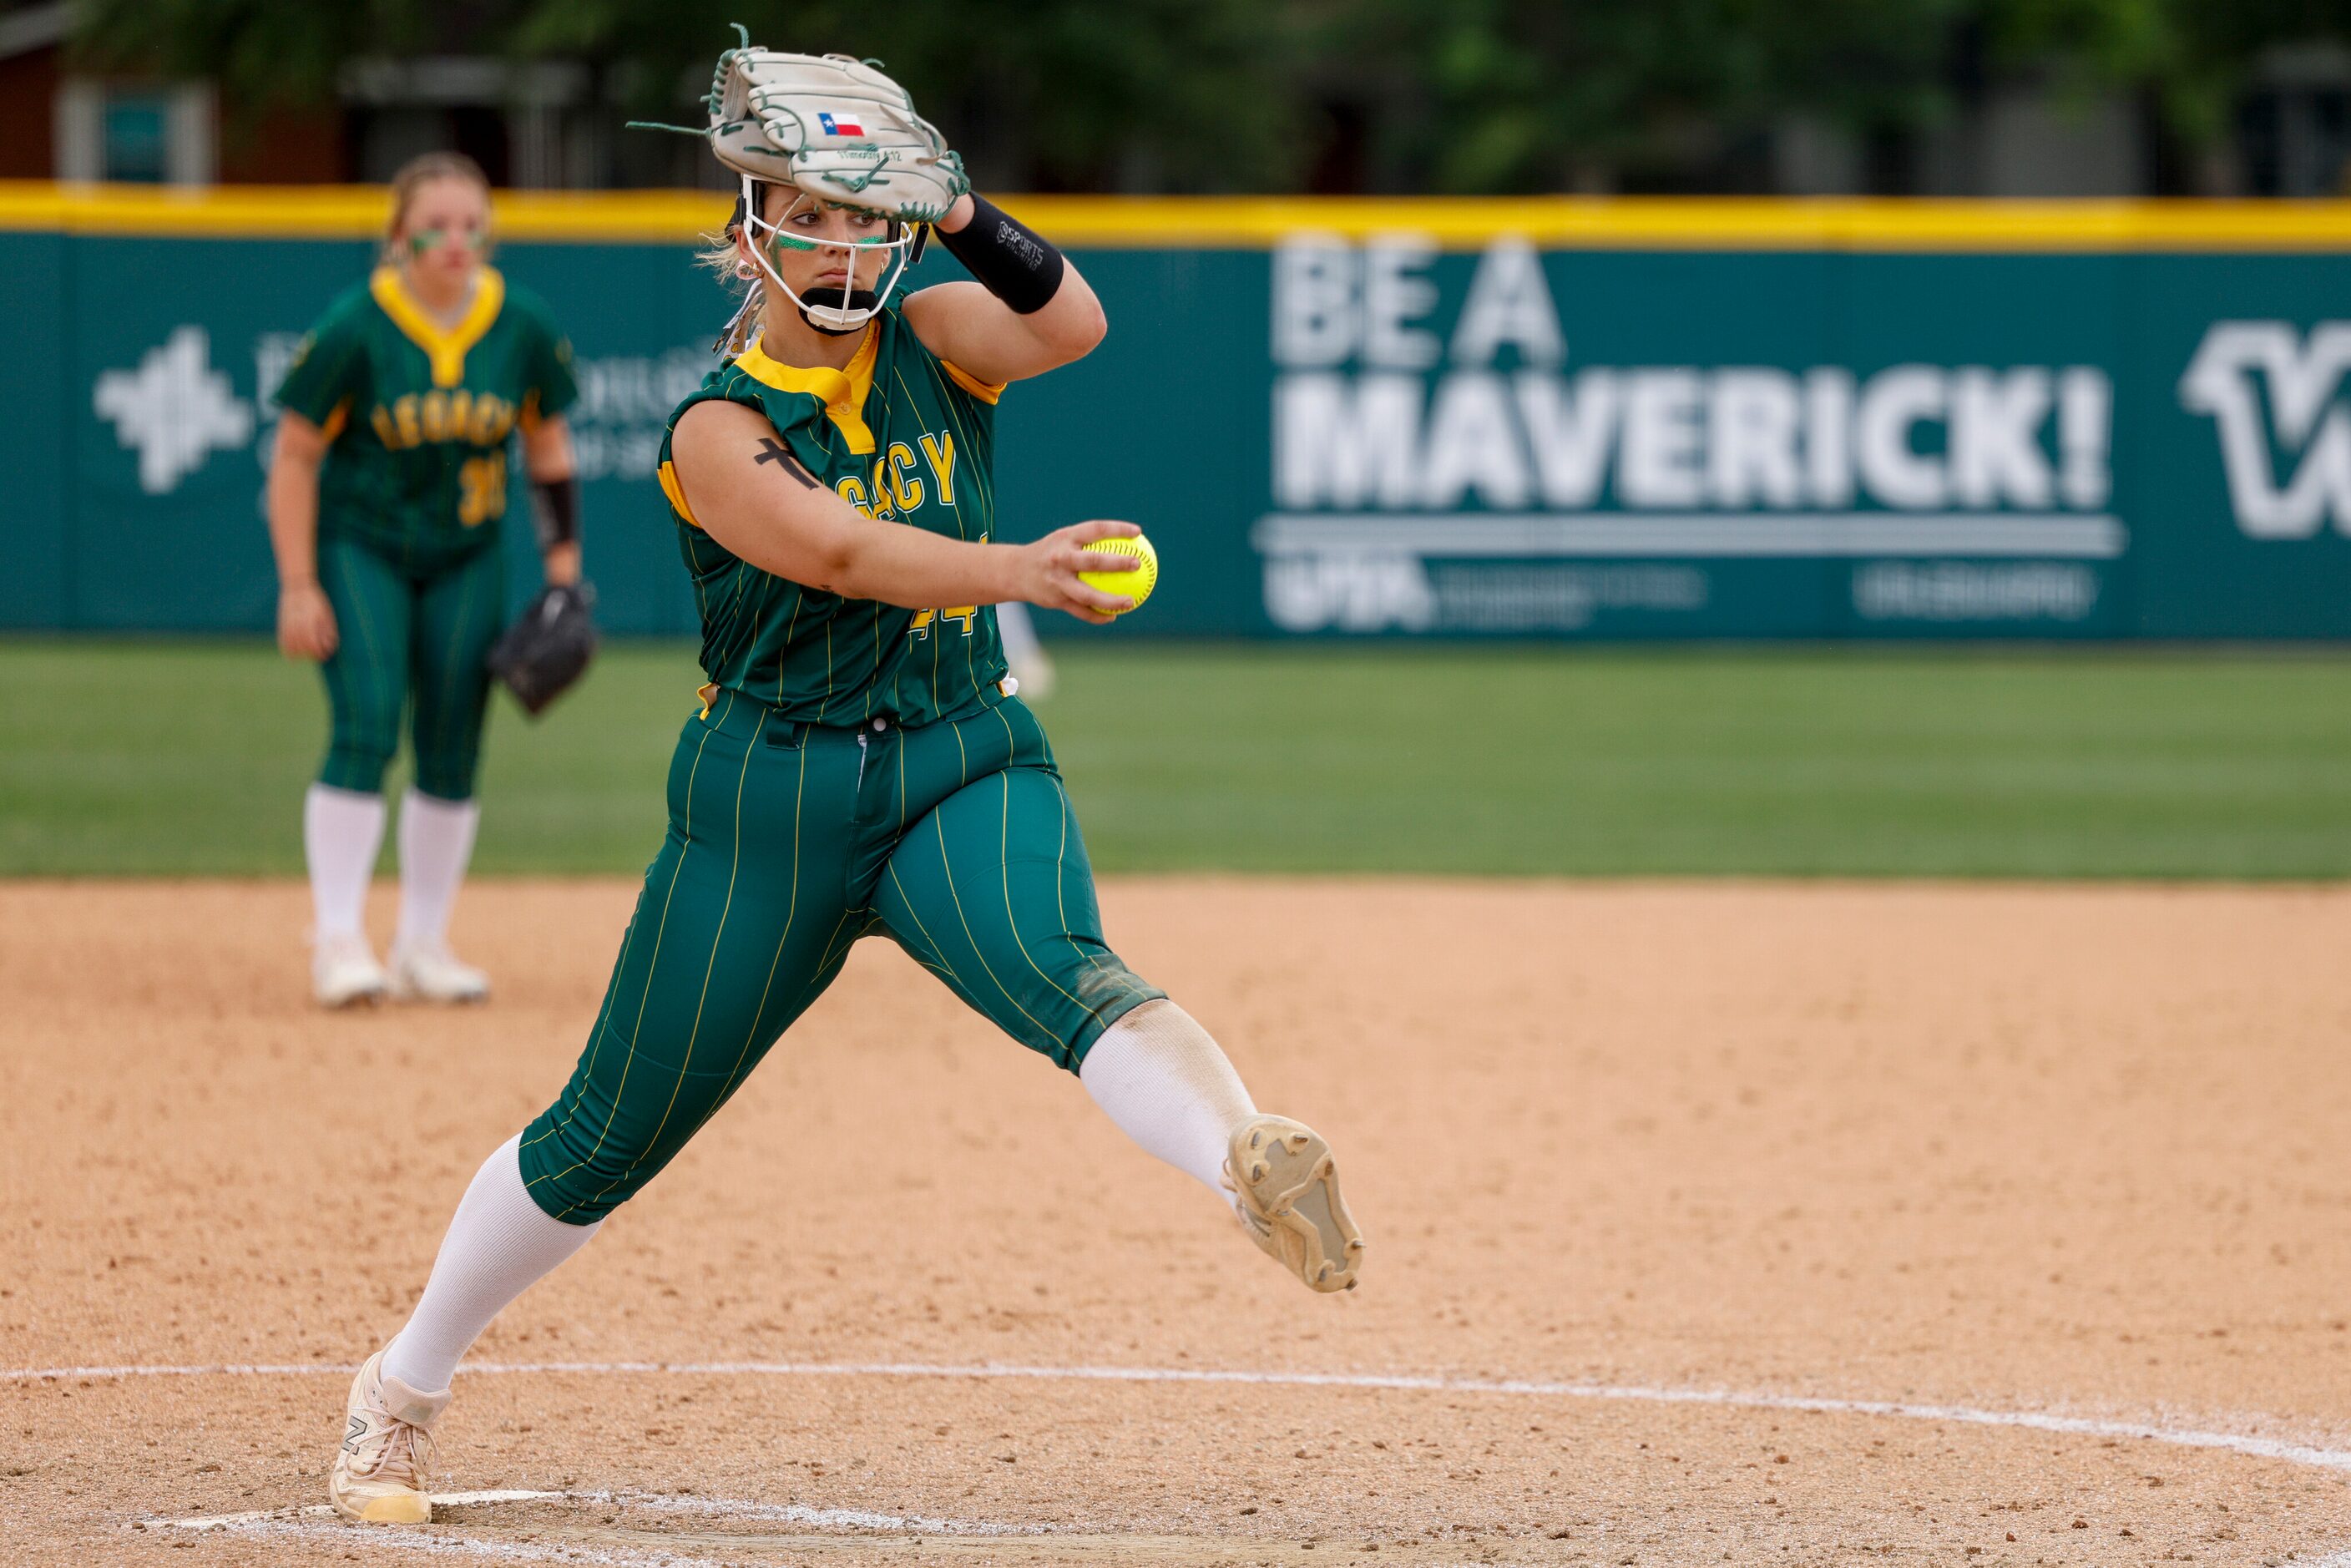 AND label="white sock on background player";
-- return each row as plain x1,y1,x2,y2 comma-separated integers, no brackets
1080,999,1258,1203
305,783,386,942
395,790,479,953
382,1136,600,1395
994,600,1055,699
996,599,1042,664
